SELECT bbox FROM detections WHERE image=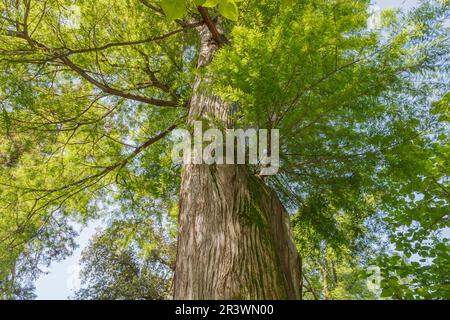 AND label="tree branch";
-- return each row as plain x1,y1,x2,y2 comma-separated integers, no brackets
63,21,204,56
15,32,183,108
58,55,180,107
0,117,183,197
197,6,228,45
